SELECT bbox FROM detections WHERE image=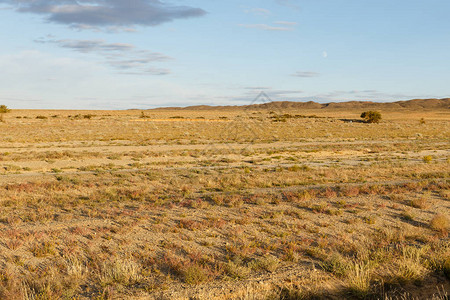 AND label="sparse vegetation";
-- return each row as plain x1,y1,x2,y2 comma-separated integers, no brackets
0,106,448,299
423,155,433,163
0,105,11,122
430,214,449,233
0,105,10,113
410,197,429,209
